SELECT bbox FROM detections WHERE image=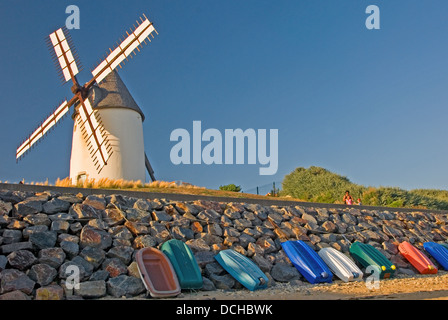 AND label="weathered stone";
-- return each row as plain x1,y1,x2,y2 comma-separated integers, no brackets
171,226,195,241
233,218,252,231
164,204,179,216
149,224,171,244
204,223,223,236
109,225,134,241
186,238,211,252
83,195,107,210
193,200,223,214
90,270,110,281
383,225,404,238
0,289,30,300
0,200,13,216
14,199,43,217
197,209,221,222
133,235,157,249
270,263,301,282
390,254,409,268
58,194,83,204
201,277,216,291
70,222,83,233
79,225,112,250
321,221,337,233
28,264,57,286
209,273,235,290
107,246,134,265
35,284,64,300
238,233,256,248
382,241,399,255
103,208,126,226
42,198,71,214
151,210,172,222
251,254,272,273
124,220,148,236
197,233,223,246
30,230,57,249
2,229,22,244
0,214,10,228
194,251,216,267
125,208,151,222
80,246,106,269
7,219,28,230
133,199,153,211
1,241,33,254
23,213,51,227
204,262,225,277
60,241,79,259
175,202,200,215
223,208,241,219
127,262,140,278
38,247,66,268
75,280,107,298
256,237,277,254
51,220,70,233
69,203,102,221
0,256,7,271
245,203,268,220
342,213,357,225
48,213,73,222
0,269,35,294
301,213,317,225
7,250,37,270
107,275,145,297
107,194,135,208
